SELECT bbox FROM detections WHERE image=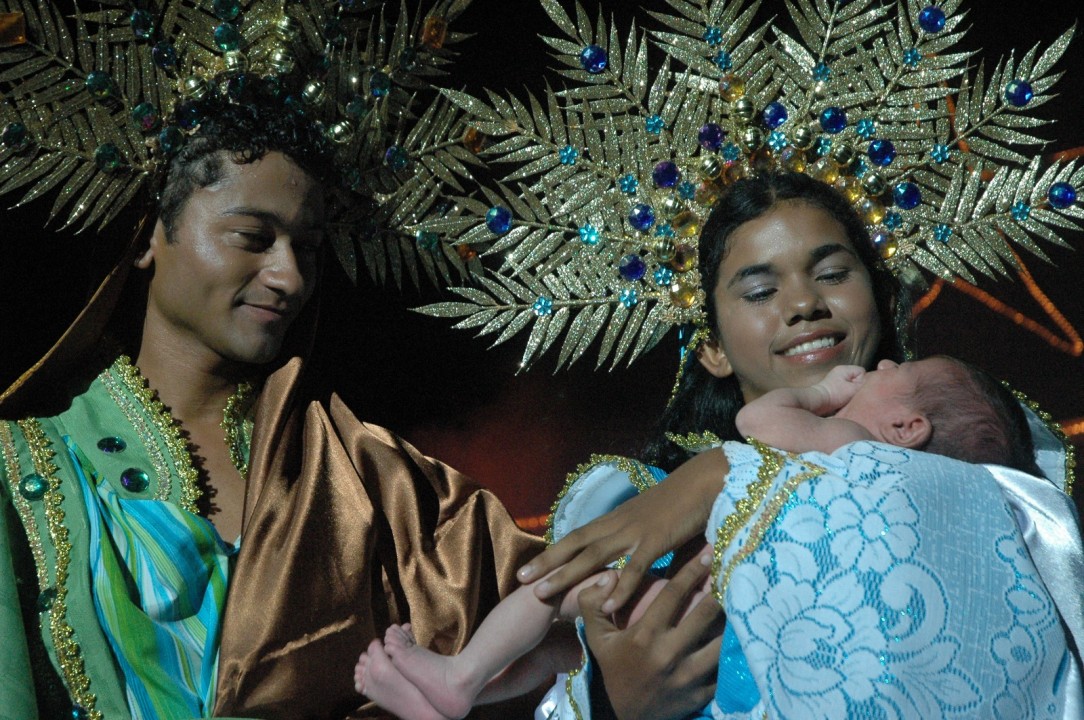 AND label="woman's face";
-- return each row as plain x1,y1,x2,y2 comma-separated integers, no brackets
699,200,883,402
